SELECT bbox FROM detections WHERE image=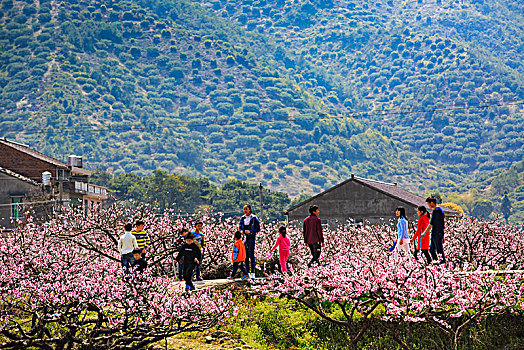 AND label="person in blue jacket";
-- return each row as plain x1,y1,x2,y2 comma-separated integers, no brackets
394,207,410,258
192,221,205,281
239,204,260,279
